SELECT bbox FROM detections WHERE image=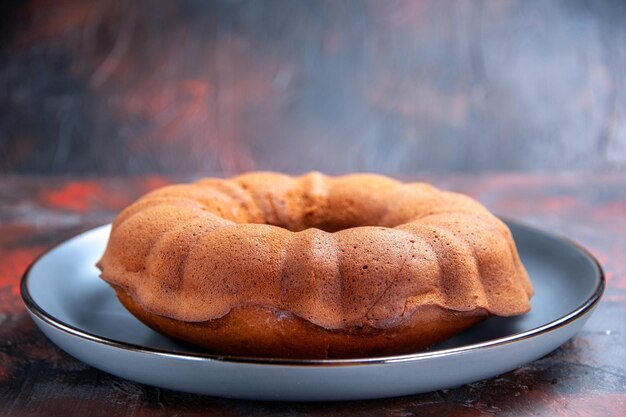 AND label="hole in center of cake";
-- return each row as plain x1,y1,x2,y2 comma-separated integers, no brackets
263,216,390,233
